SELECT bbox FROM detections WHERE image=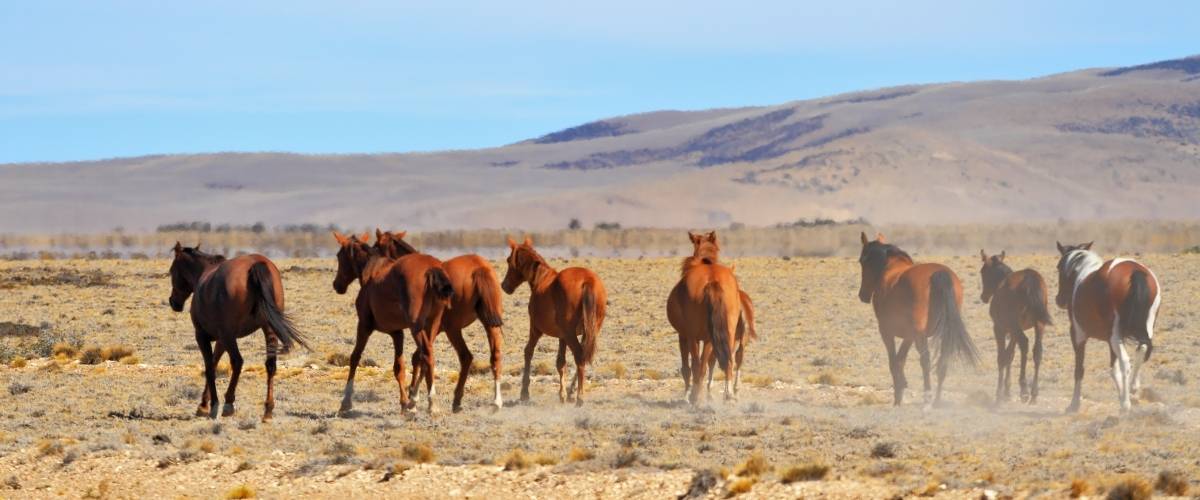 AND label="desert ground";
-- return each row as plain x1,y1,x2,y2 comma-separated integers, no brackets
1,251,1198,498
